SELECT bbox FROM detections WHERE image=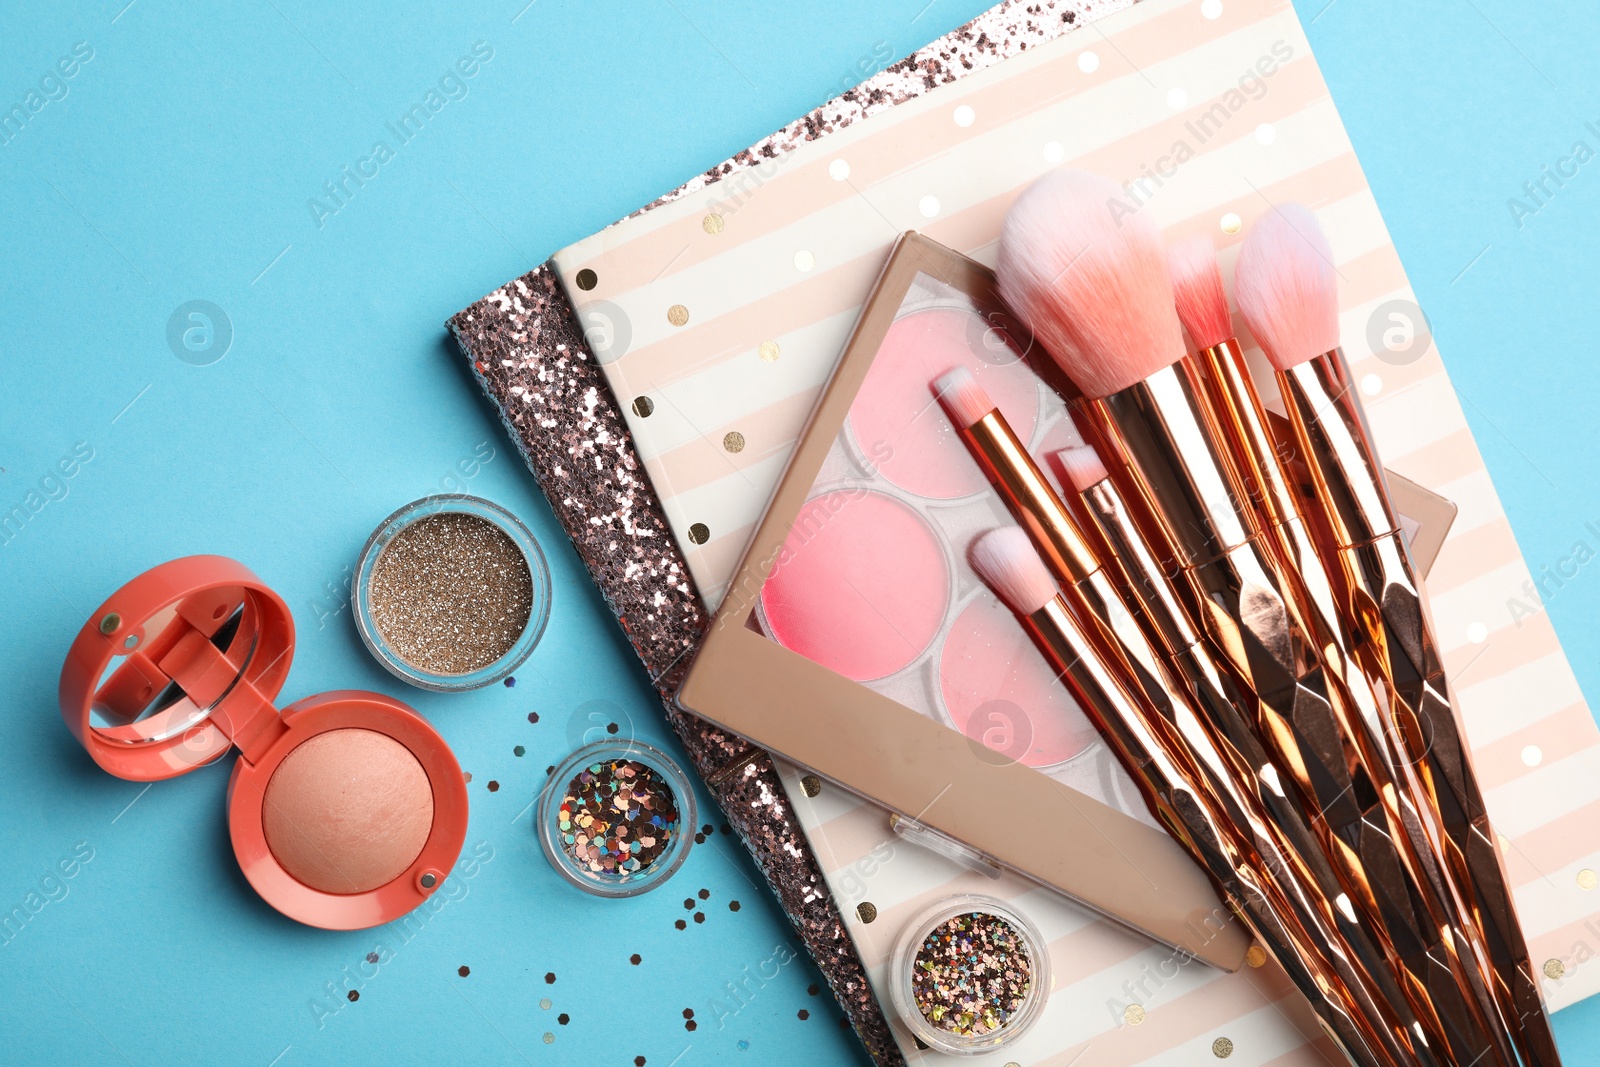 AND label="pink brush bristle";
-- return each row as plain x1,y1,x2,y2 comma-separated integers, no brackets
1055,446,1109,494
970,528,1059,616
1234,204,1341,371
932,366,996,429
1168,236,1234,351
996,169,1187,399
